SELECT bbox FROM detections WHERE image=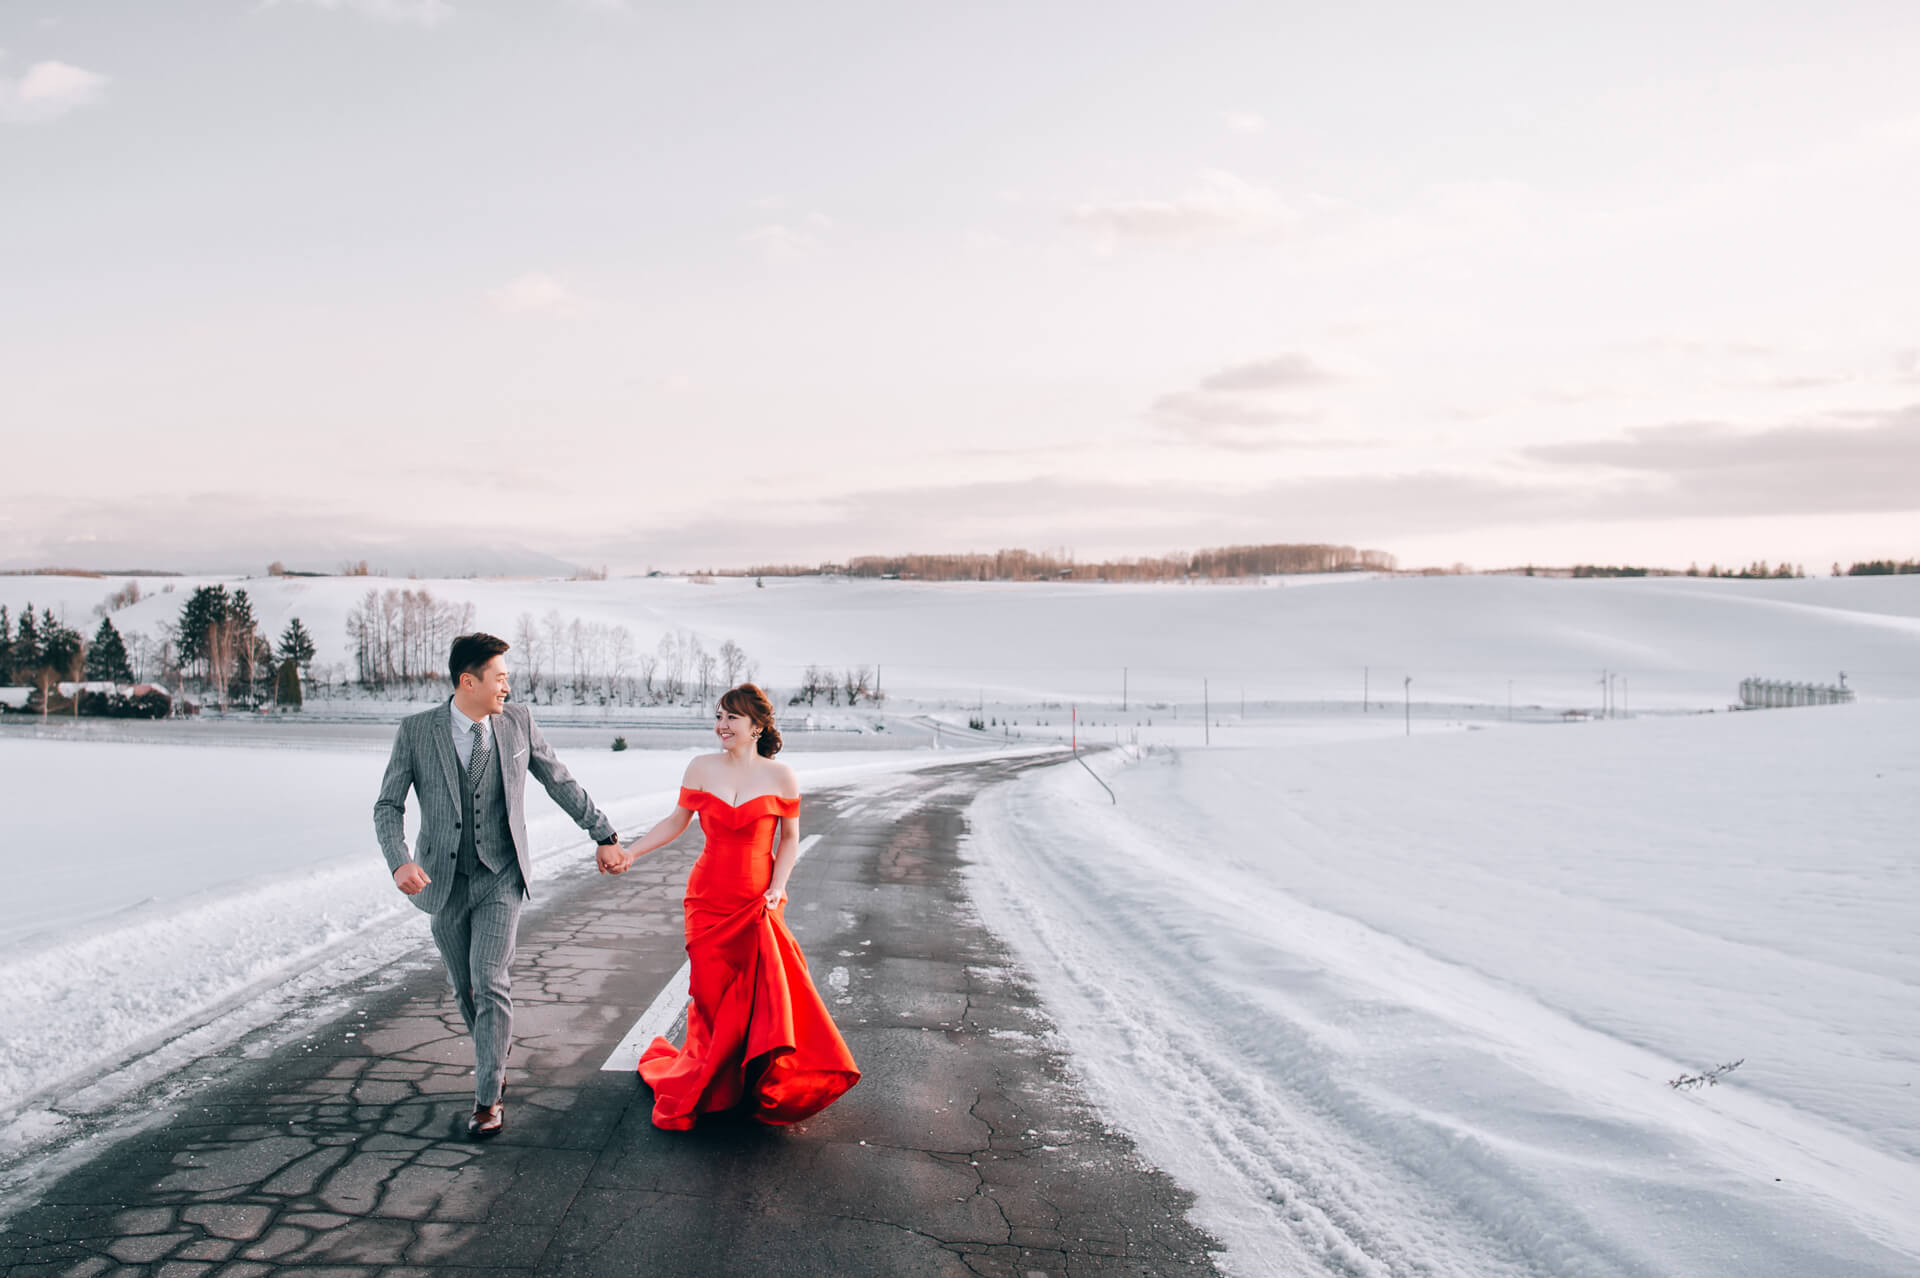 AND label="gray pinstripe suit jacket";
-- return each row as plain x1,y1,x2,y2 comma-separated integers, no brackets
373,698,616,916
